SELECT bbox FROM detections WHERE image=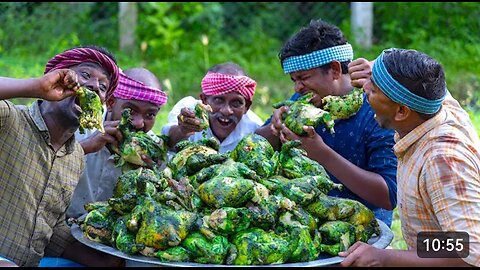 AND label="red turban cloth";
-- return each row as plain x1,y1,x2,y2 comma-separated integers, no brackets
201,72,257,102
44,47,119,101
114,72,168,106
